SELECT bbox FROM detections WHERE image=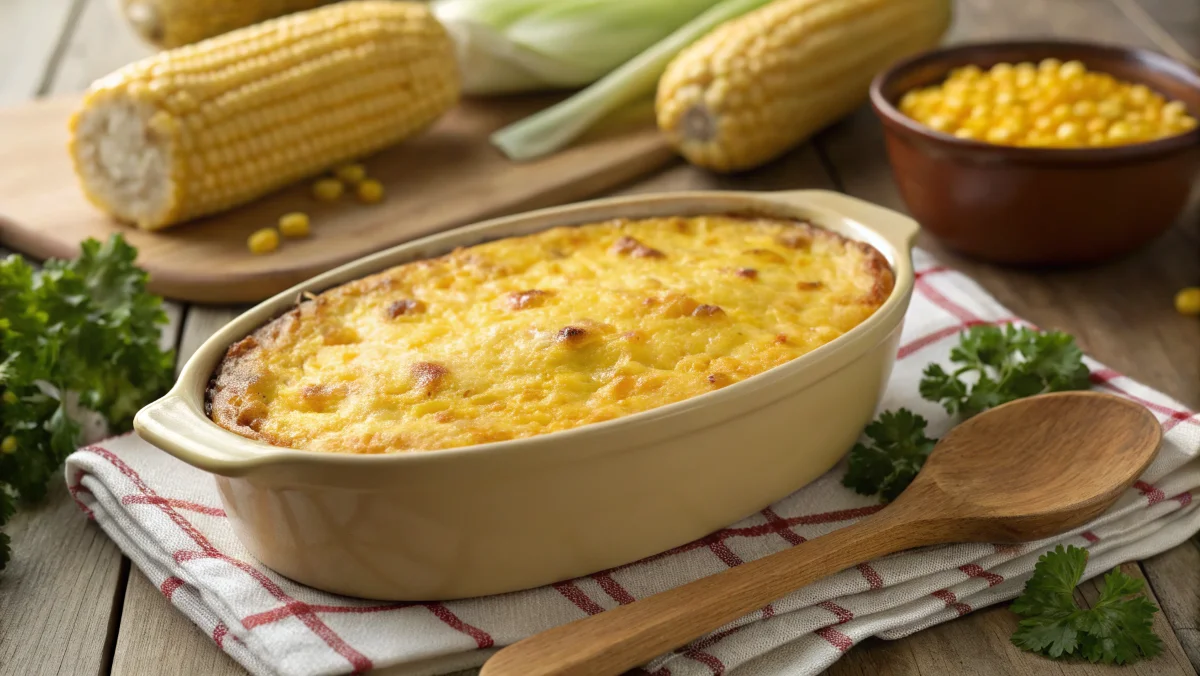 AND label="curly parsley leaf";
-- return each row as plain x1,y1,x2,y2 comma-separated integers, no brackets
0,235,173,572
919,324,1090,418
1011,545,1162,665
842,409,936,501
